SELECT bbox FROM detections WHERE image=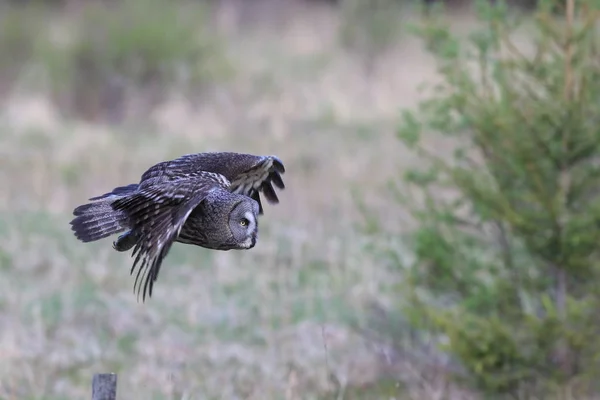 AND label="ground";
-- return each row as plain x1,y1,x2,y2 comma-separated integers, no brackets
0,2,486,398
